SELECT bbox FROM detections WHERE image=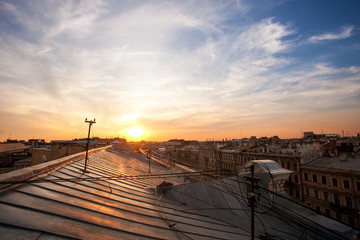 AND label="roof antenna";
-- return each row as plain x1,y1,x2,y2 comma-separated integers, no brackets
83,118,96,173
